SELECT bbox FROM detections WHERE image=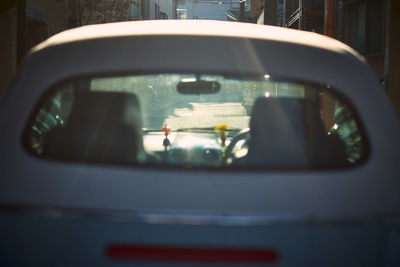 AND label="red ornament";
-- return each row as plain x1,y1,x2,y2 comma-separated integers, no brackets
162,124,171,135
